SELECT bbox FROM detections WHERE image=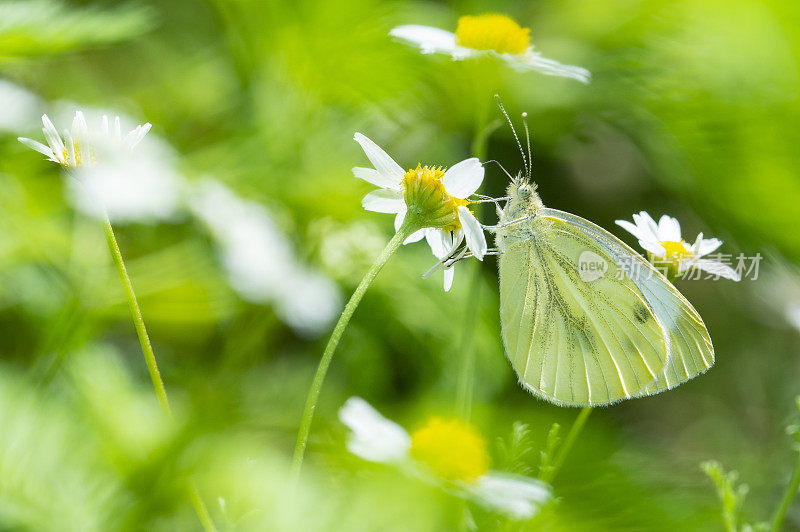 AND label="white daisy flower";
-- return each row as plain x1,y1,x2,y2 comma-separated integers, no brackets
339,397,552,520
354,132,488,291
0,79,41,132
18,111,151,168
615,211,740,281
189,179,342,336
19,110,184,223
390,14,590,83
